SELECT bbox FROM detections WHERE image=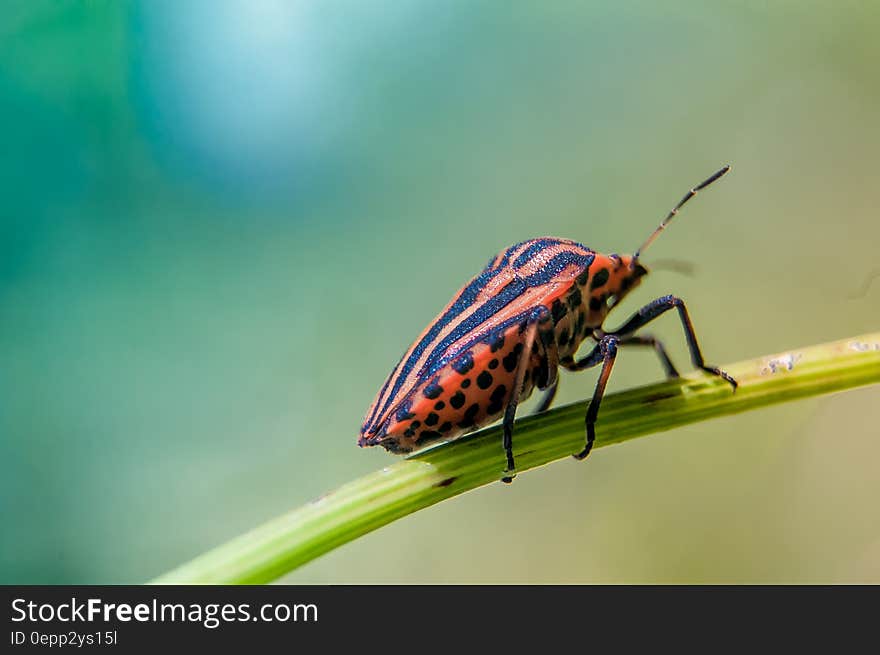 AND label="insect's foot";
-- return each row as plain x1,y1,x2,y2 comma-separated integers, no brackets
572,444,592,461
501,469,517,484
703,365,738,391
